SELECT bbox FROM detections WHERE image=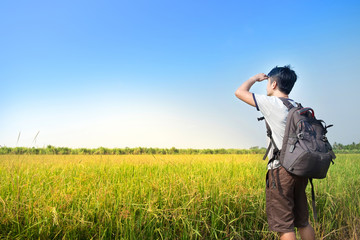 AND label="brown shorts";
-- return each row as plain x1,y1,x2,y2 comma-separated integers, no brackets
266,166,309,233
